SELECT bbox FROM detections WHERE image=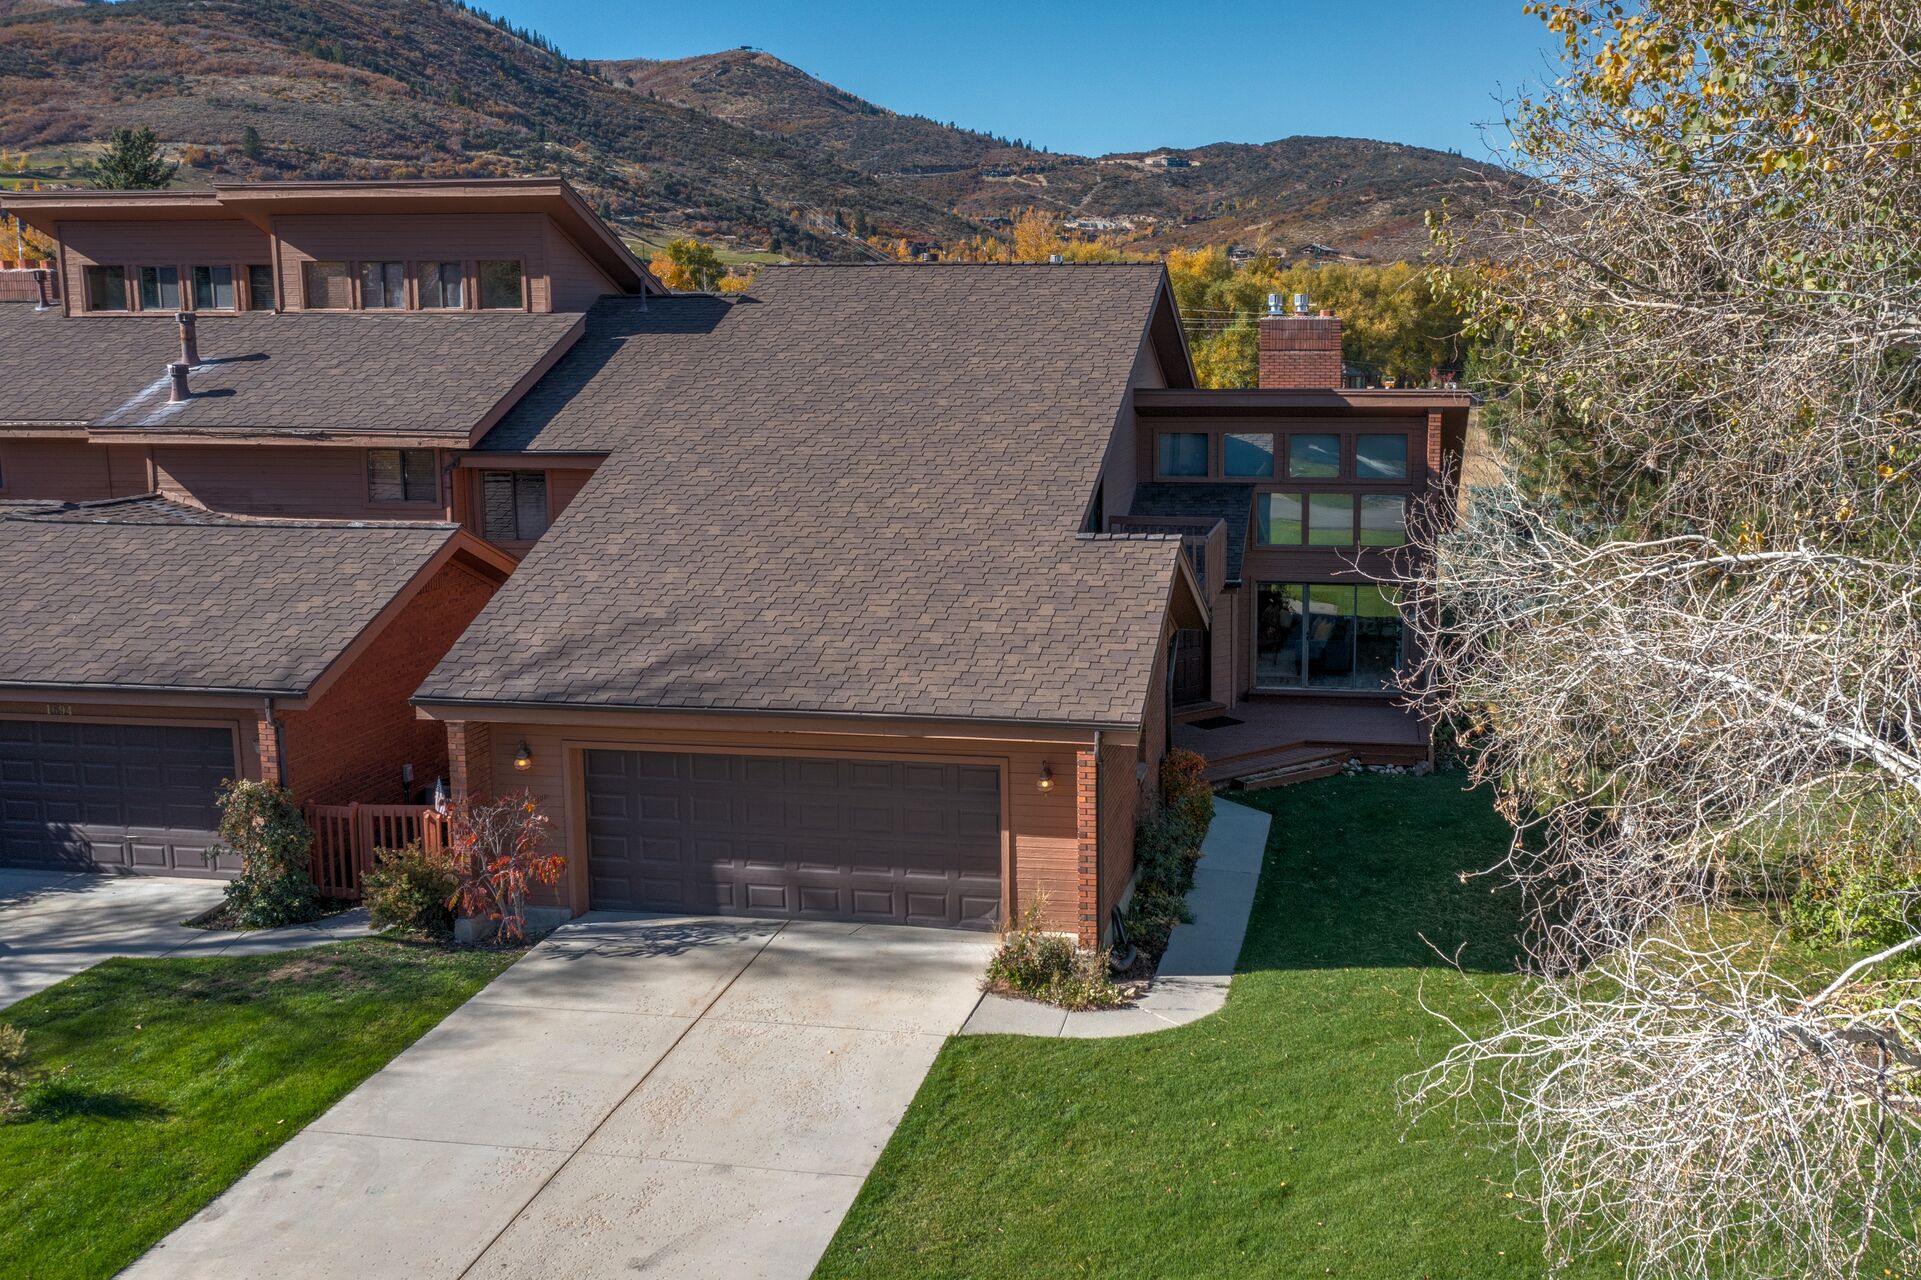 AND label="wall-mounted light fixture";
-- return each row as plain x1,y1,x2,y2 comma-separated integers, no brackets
513,740,534,772
1037,763,1054,792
